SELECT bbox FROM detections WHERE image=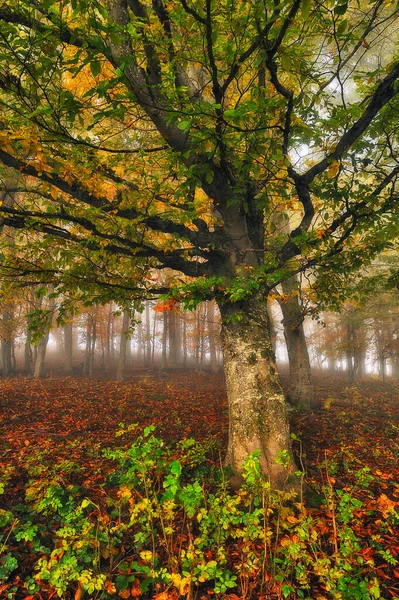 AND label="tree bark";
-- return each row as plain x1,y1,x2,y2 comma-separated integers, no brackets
219,296,297,489
279,277,316,410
